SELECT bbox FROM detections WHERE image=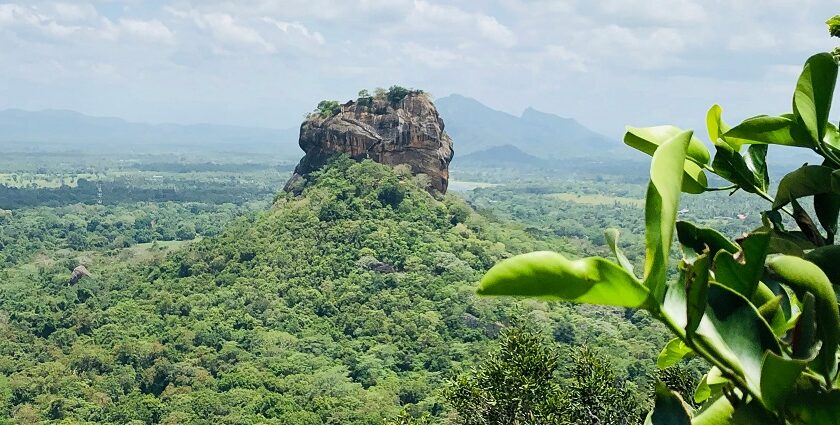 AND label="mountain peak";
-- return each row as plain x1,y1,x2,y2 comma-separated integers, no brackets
435,94,614,157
